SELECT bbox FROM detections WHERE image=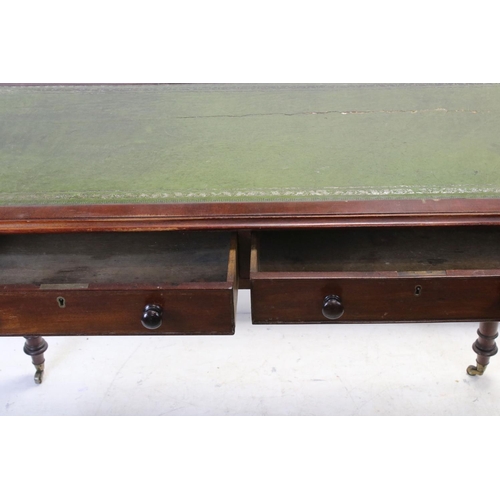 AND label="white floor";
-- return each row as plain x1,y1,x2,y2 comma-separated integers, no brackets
1,290,499,416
